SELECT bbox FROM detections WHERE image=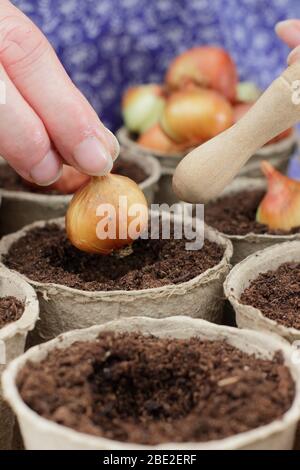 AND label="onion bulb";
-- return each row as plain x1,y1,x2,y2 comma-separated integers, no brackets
66,174,148,254
256,161,300,231
122,84,165,134
137,124,194,154
236,81,261,103
165,46,237,102
161,88,233,143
